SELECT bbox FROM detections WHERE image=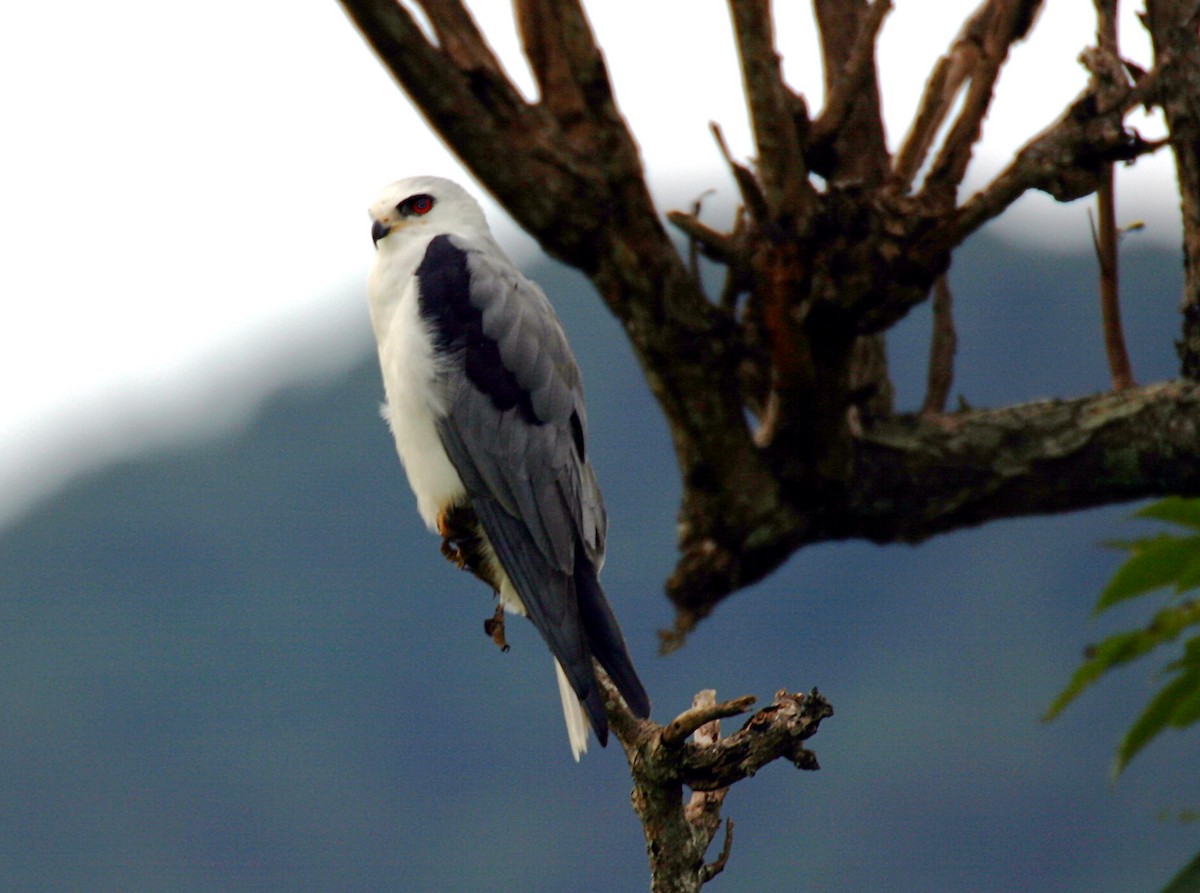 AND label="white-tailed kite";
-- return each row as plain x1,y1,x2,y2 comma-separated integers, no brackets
366,175,651,759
